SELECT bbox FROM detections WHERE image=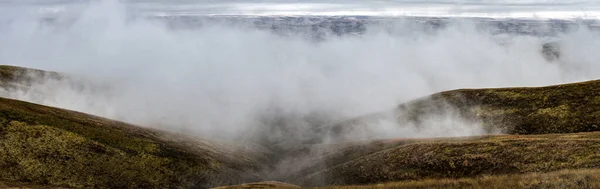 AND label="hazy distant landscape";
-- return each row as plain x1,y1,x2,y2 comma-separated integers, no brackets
1,0,600,188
